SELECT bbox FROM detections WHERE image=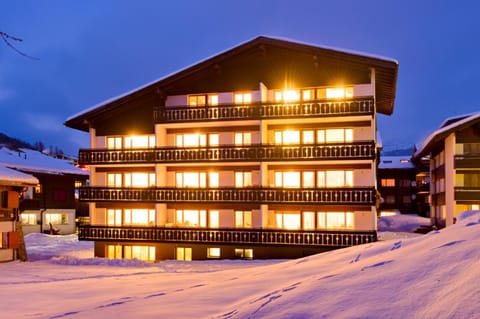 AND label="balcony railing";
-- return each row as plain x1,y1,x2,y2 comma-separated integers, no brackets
78,141,376,165
153,98,374,123
454,187,480,201
454,155,480,169
77,225,377,248
79,186,376,205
